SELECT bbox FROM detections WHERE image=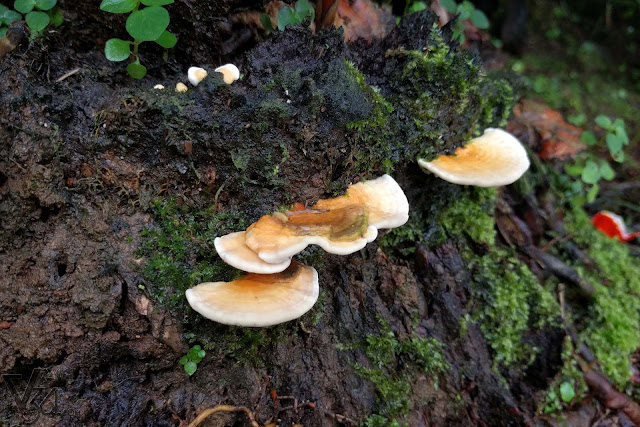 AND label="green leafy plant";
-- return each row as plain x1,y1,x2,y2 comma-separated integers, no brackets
440,0,489,43
564,115,628,202
100,0,177,79
0,0,62,38
179,345,205,376
275,0,314,31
